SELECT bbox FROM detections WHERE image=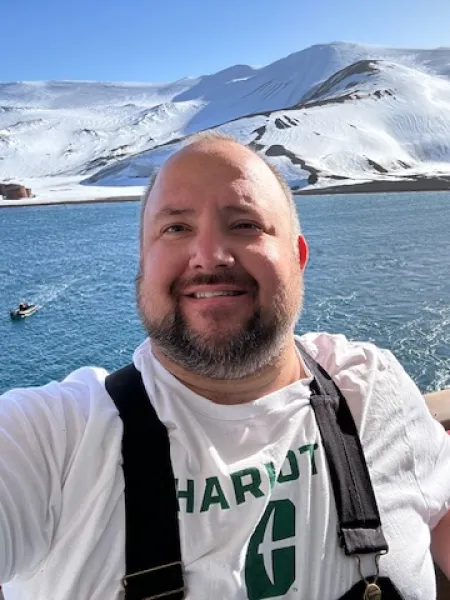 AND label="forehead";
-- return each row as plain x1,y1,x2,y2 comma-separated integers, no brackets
144,145,289,221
